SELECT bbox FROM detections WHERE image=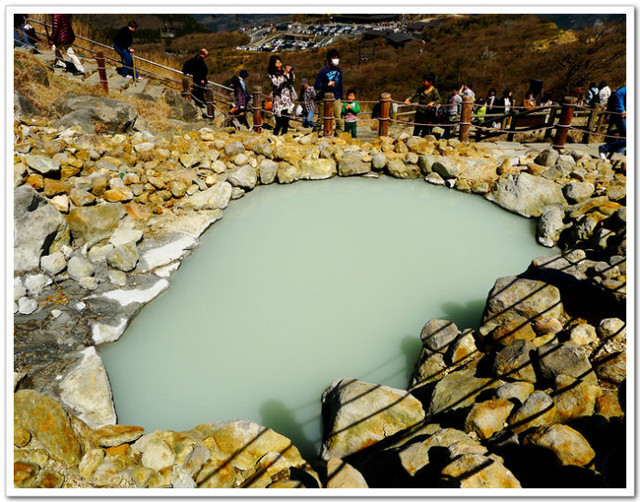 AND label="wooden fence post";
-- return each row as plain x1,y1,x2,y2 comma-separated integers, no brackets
506,110,519,142
204,83,215,119
582,107,598,144
252,87,262,133
96,51,108,93
323,92,335,137
181,76,192,102
378,93,391,137
544,106,559,141
553,97,577,150
458,95,473,142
